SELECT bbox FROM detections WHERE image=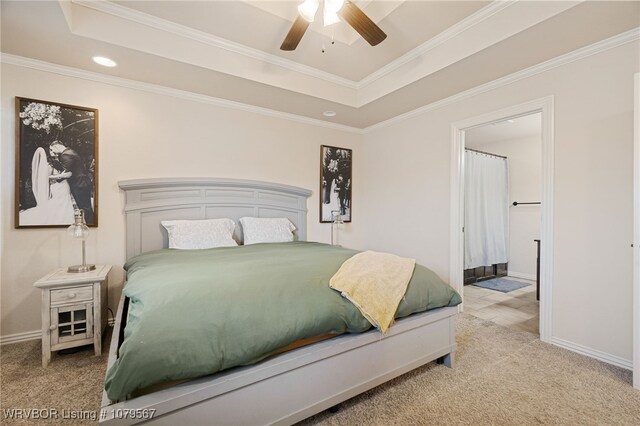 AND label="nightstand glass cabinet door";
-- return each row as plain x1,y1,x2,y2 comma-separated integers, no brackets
50,303,93,345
